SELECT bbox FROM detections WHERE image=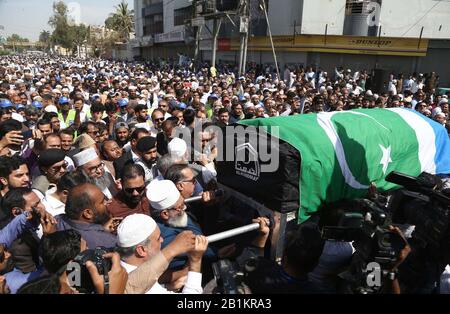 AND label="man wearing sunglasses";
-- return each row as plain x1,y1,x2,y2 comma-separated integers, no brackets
108,164,151,219
150,109,165,138
32,149,67,195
